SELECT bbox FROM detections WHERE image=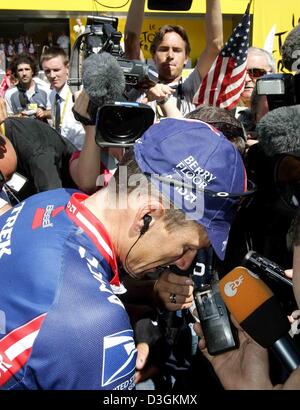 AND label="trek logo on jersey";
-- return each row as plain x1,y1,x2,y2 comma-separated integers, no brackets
102,329,136,389
32,205,64,230
0,202,25,259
